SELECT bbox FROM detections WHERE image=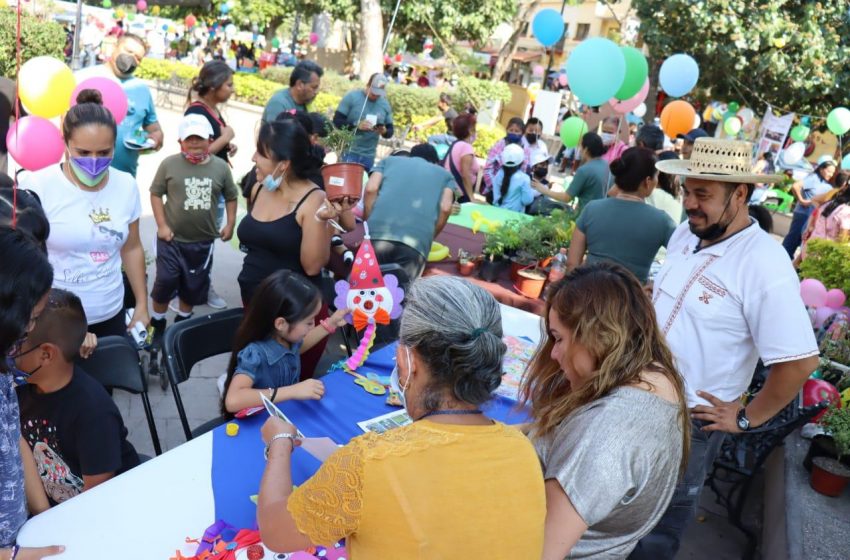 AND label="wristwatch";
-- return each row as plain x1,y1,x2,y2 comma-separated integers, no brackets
736,407,751,431
264,432,298,460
